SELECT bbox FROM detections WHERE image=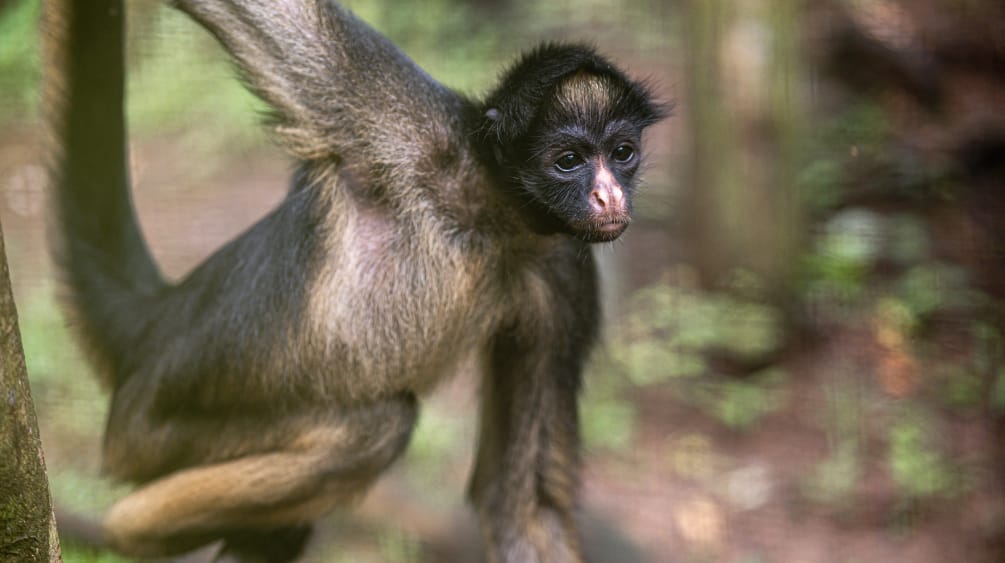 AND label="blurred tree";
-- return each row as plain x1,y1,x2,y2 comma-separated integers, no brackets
682,0,804,300
0,218,61,562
